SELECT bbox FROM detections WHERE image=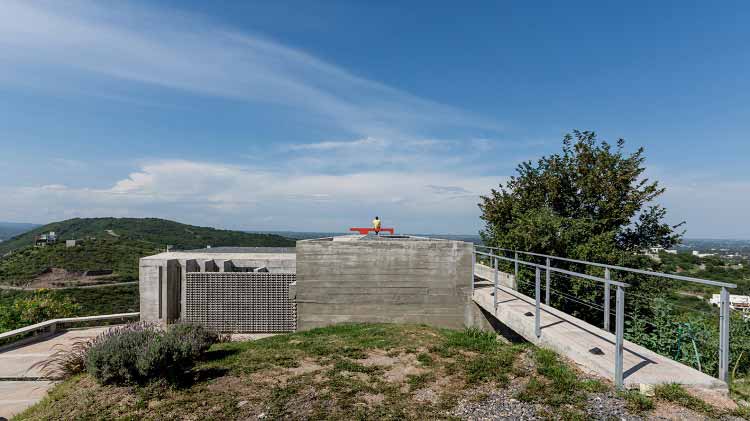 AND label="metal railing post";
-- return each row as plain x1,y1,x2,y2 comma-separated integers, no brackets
615,285,625,390
719,287,730,383
493,256,499,309
604,268,611,332
471,247,476,295
535,267,541,338
545,257,551,305
514,251,519,288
